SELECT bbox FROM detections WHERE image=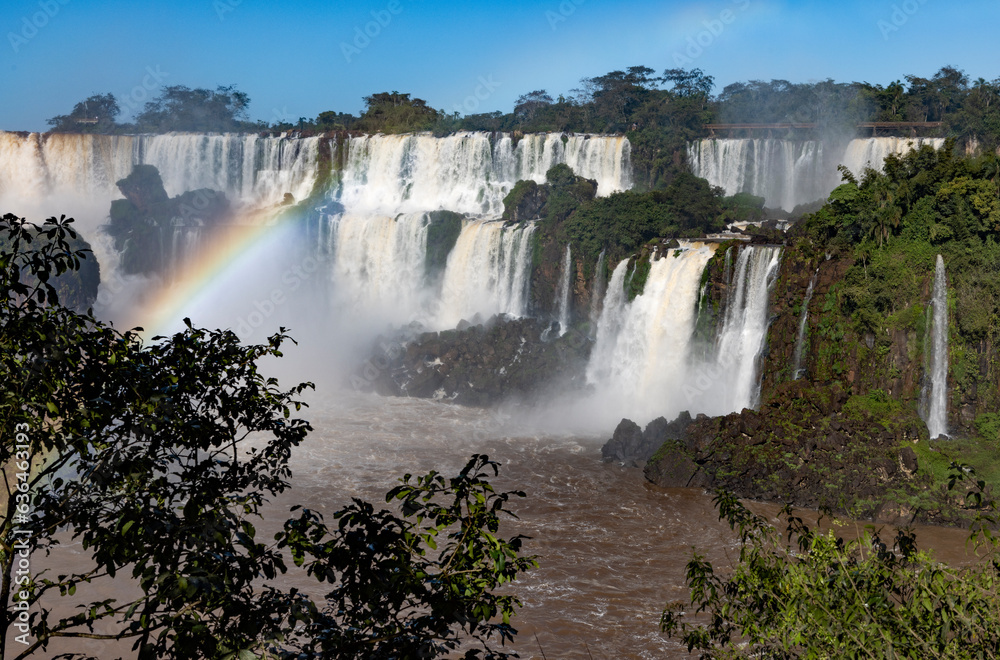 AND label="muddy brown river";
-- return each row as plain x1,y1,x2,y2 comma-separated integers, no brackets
15,389,975,659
